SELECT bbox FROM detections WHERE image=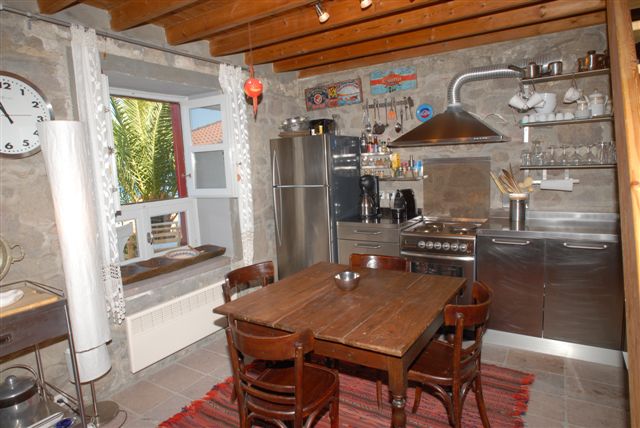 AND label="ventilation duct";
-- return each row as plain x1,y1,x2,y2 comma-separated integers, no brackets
390,65,523,147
